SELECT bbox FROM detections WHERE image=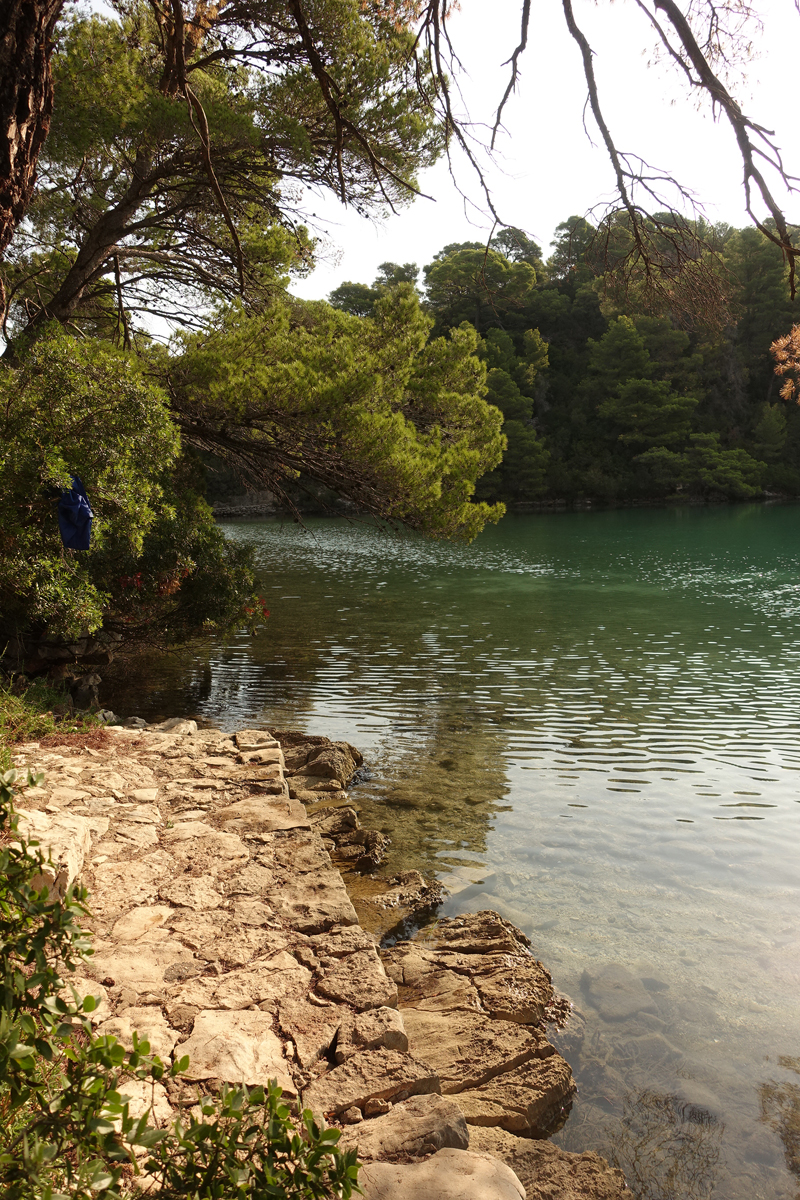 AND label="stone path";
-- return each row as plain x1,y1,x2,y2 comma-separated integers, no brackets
11,720,628,1199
